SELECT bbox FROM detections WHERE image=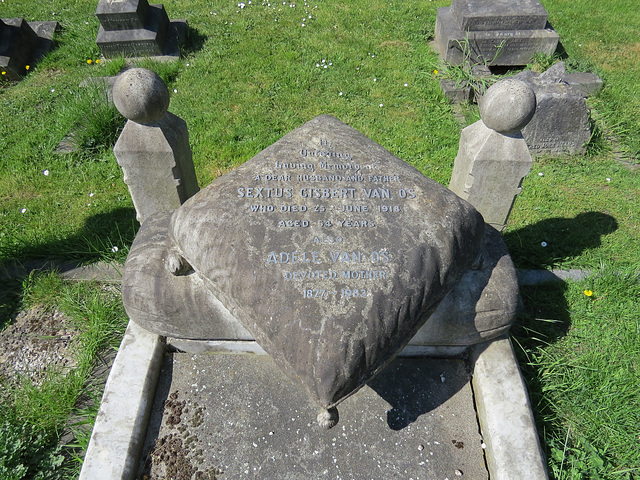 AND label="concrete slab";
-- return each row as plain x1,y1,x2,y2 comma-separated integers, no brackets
81,324,548,480
140,353,488,480
516,268,591,285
